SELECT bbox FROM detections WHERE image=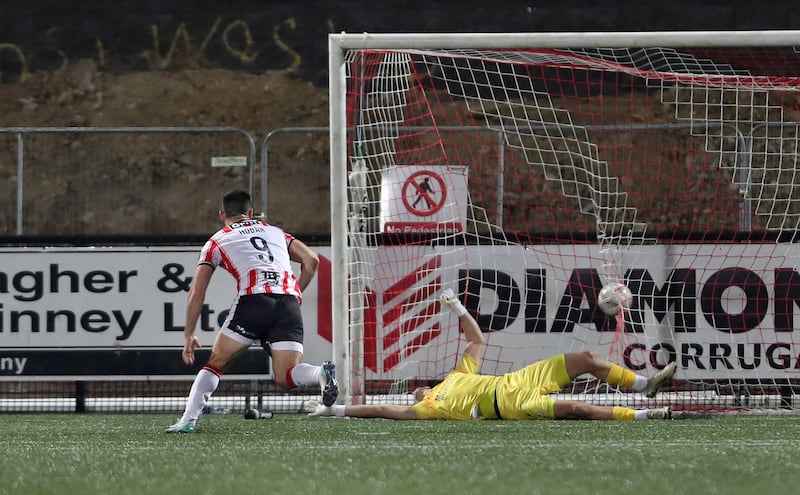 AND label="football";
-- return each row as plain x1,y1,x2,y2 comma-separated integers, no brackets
597,283,633,315
243,407,274,420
